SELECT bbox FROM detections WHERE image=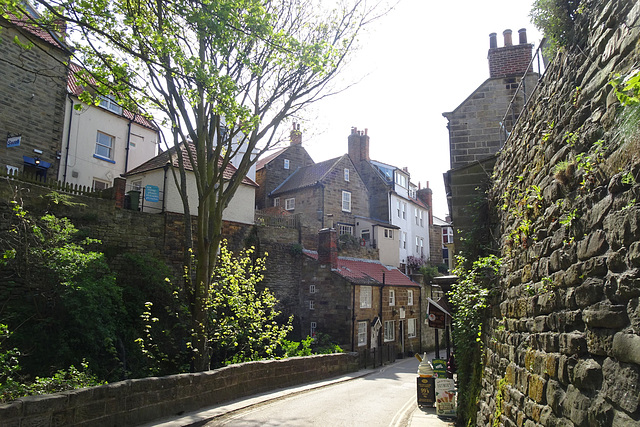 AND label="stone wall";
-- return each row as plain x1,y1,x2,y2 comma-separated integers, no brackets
479,0,640,426
0,353,359,427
